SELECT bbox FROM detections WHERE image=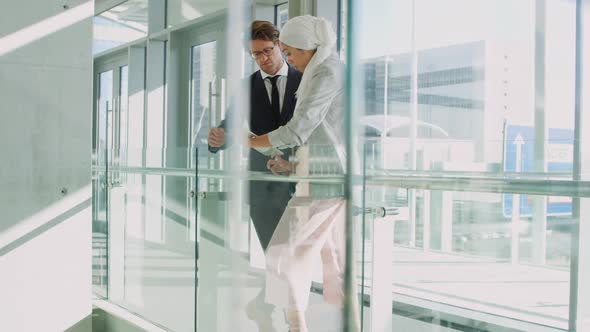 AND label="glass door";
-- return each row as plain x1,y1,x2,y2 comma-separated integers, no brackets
184,23,227,332
93,57,129,299
190,39,221,242
93,69,113,297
